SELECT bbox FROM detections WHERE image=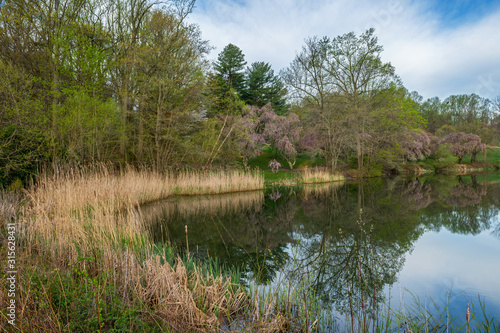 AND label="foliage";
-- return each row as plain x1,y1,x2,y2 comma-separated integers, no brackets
0,0,211,176
0,125,49,186
241,61,289,114
259,105,302,169
439,132,485,163
205,73,246,117
400,130,432,162
0,60,50,186
369,86,427,169
419,93,498,145
135,9,209,168
281,29,419,171
213,43,247,97
427,143,457,171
